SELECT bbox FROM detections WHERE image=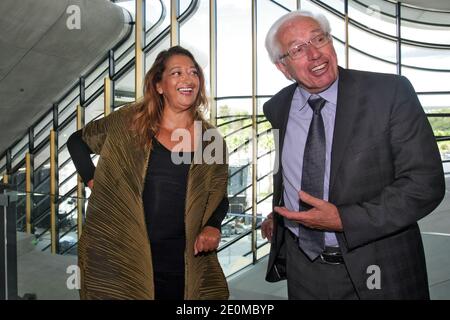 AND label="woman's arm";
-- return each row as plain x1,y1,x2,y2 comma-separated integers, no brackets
67,130,96,187
67,111,115,187
204,196,229,229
